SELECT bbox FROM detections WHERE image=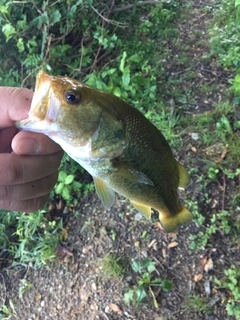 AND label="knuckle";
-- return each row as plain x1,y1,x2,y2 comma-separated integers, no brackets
40,172,58,194
0,185,12,200
25,196,48,212
6,164,22,184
